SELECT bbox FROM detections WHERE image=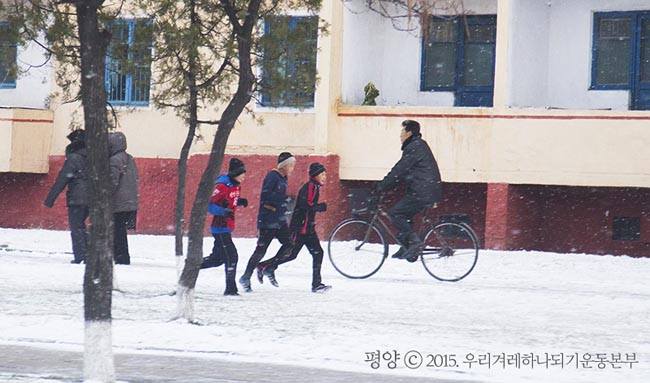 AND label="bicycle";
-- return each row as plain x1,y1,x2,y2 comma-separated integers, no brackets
327,199,480,282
